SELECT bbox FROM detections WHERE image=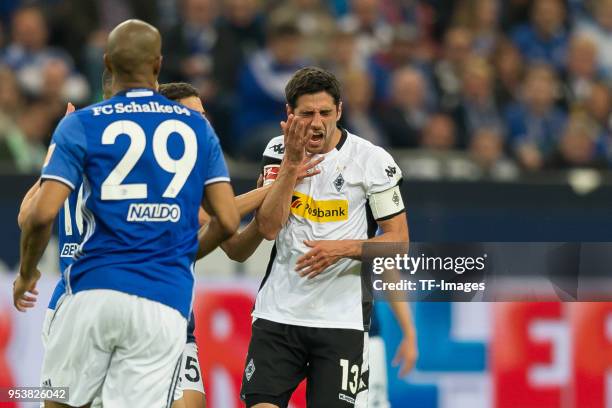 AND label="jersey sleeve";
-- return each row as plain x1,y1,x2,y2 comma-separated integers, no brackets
260,136,284,168
260,136,284,185
364,147,402,196
41,114,87,190
203,120,230,185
